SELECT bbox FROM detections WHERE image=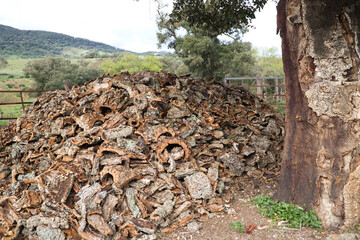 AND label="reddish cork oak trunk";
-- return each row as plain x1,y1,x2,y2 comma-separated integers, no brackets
275,0,360,228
